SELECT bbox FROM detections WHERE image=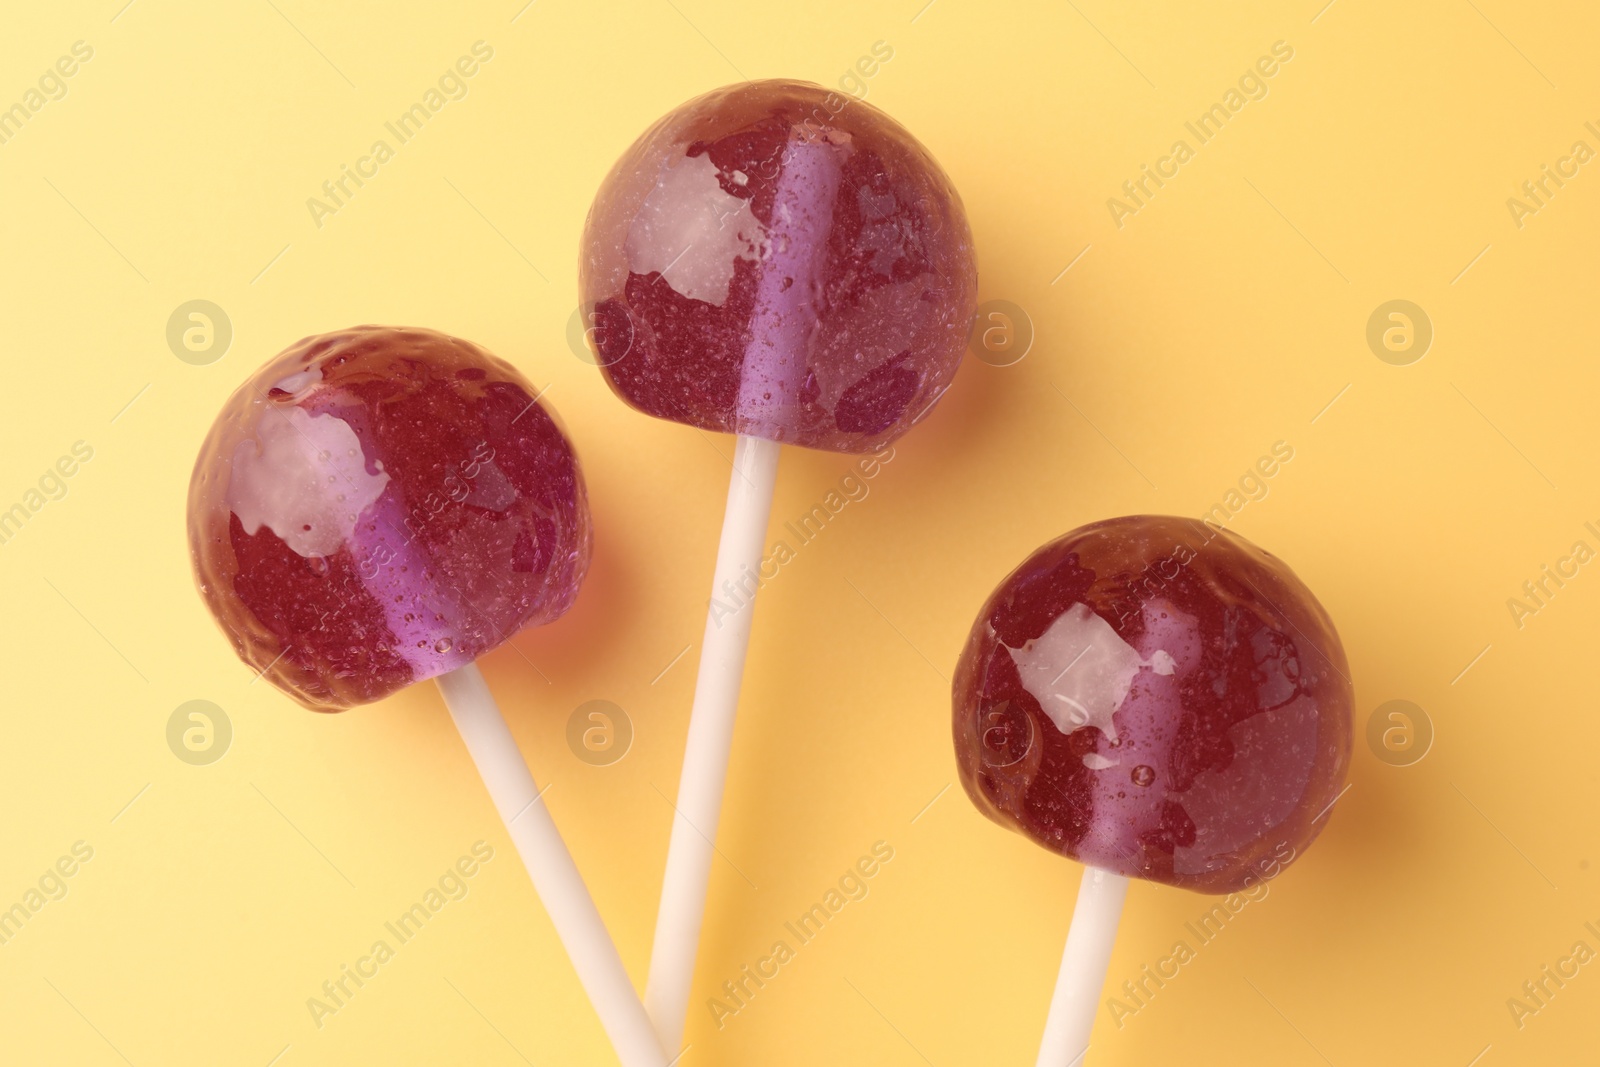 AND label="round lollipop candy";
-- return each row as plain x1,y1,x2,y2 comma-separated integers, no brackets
952,515,1352,1065
188,326,667,1067
579,79,978,1047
